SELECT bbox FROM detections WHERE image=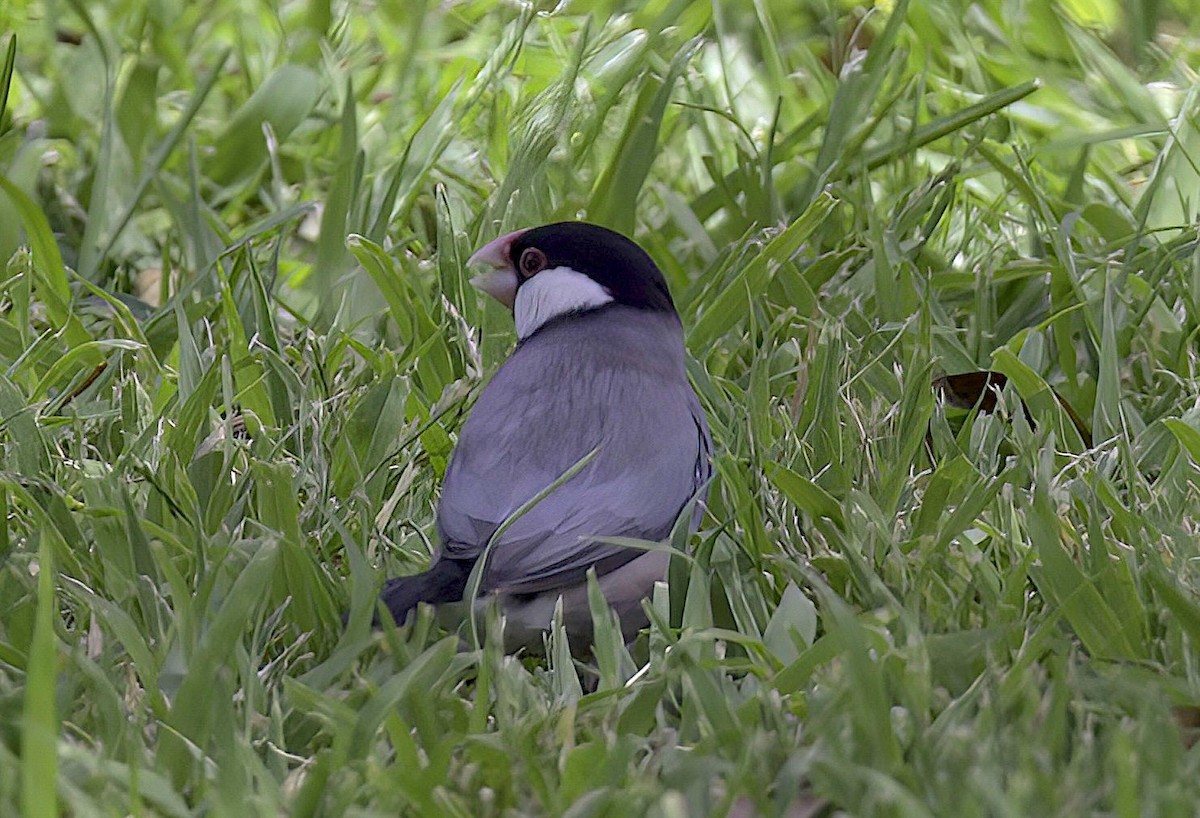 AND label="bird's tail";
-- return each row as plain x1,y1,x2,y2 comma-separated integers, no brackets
375,557,474,627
